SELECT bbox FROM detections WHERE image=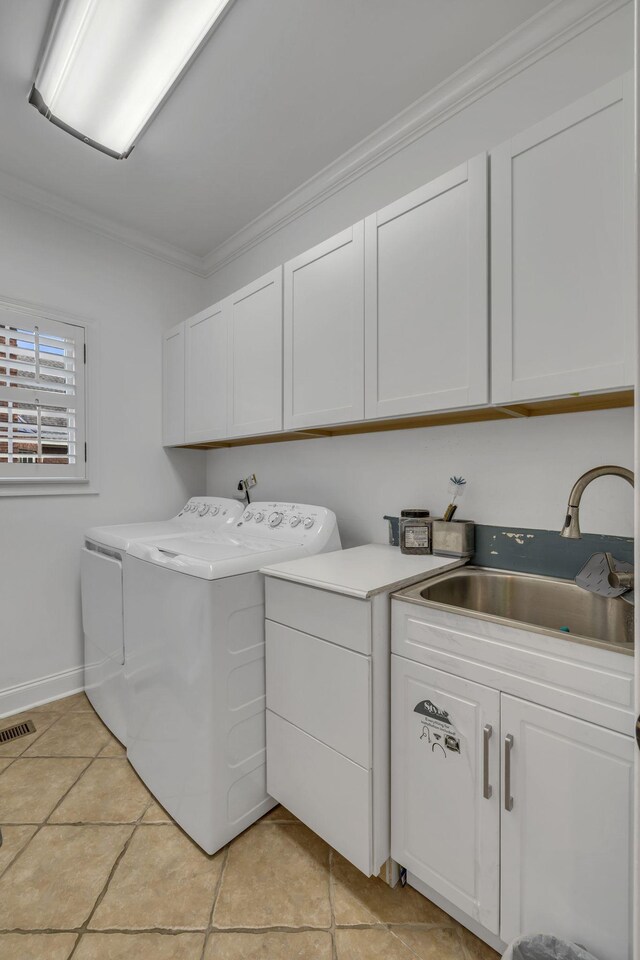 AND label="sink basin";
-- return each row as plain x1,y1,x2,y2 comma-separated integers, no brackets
396,566,634,654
